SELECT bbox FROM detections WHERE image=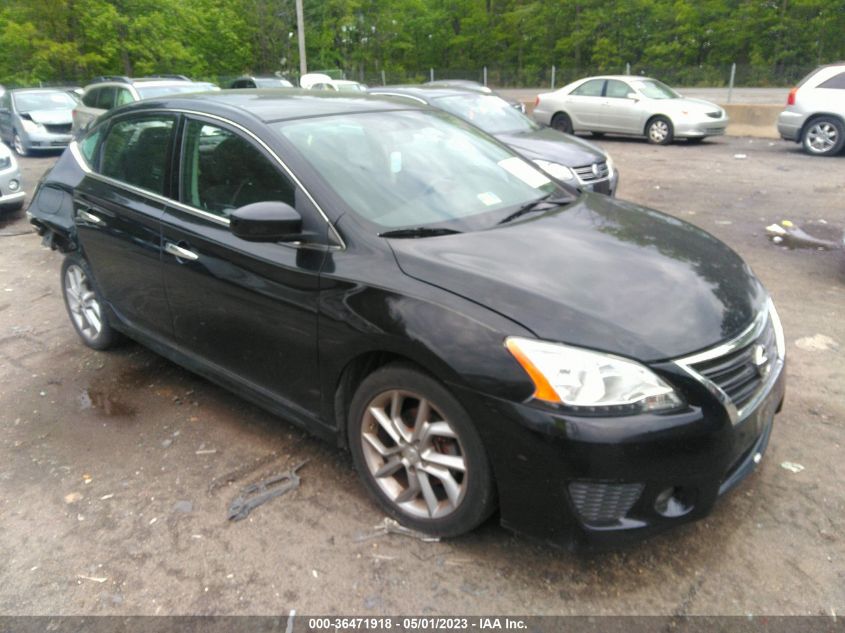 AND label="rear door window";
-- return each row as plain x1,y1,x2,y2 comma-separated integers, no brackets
571,79,605,97
95,87,117,110
82,88,100,108
99,115,176,195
